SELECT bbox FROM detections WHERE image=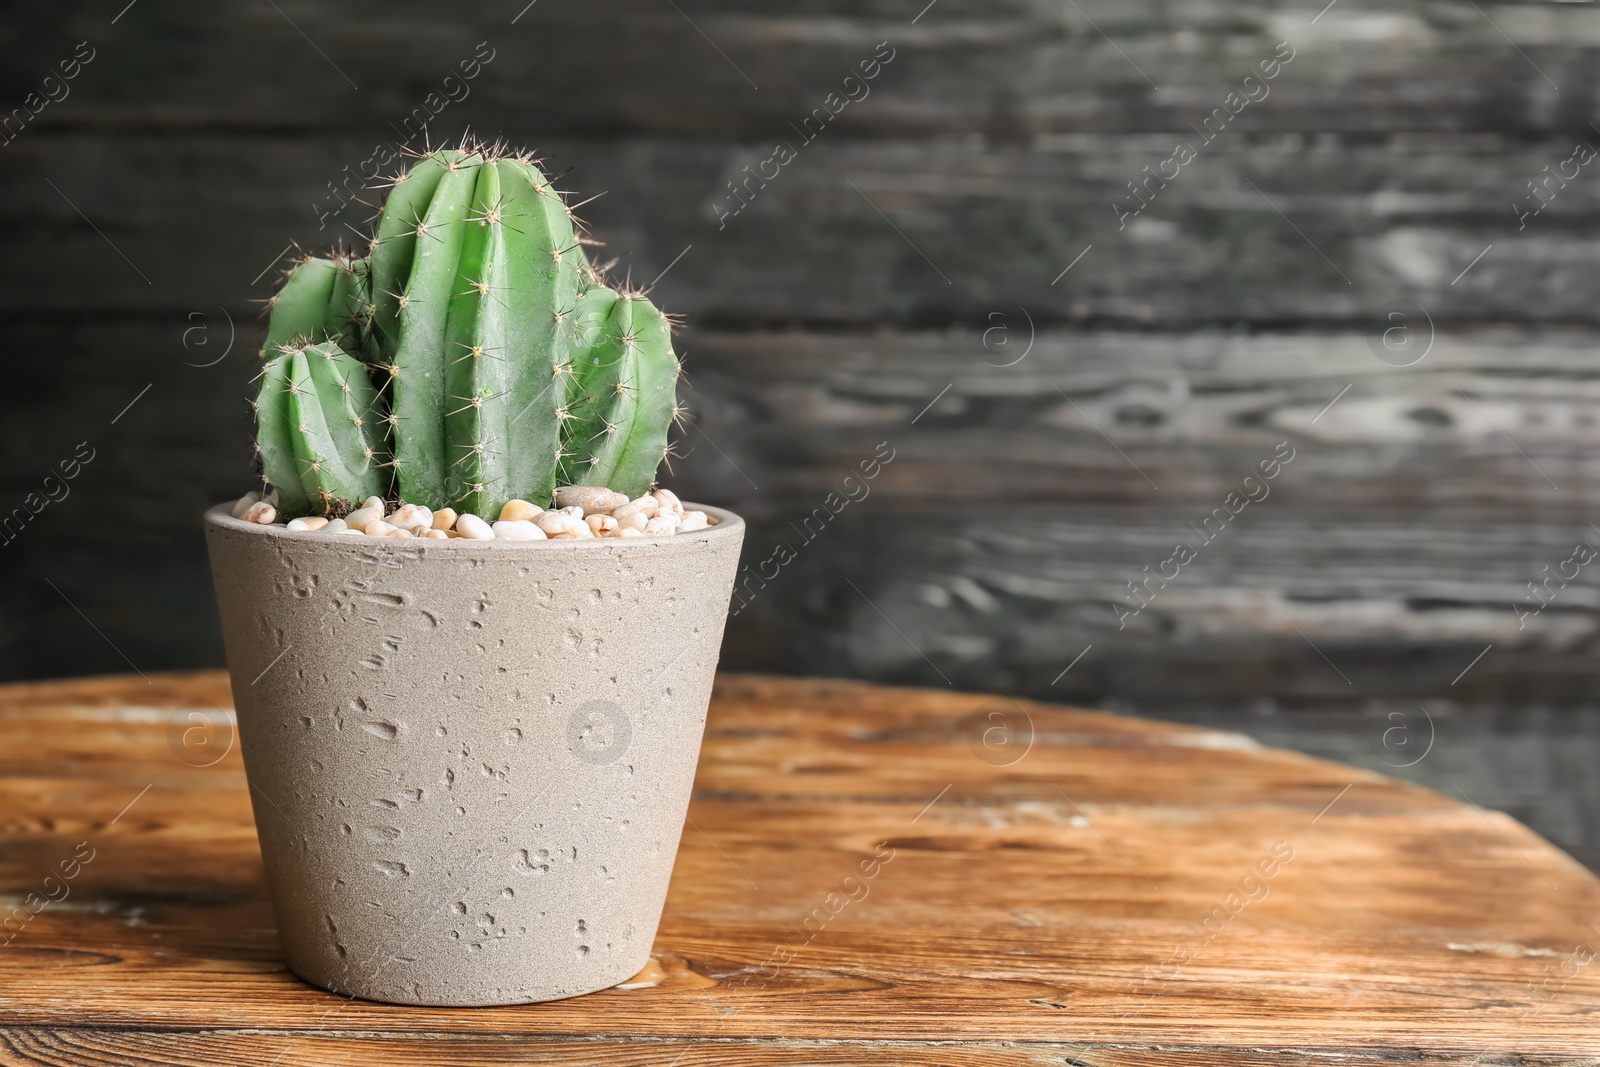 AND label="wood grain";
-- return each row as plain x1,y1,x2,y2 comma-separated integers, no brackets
9,133,1600,324
16,0,1600,138
4,0,1600,926
7,320,1600,704
0,672,1595,1065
